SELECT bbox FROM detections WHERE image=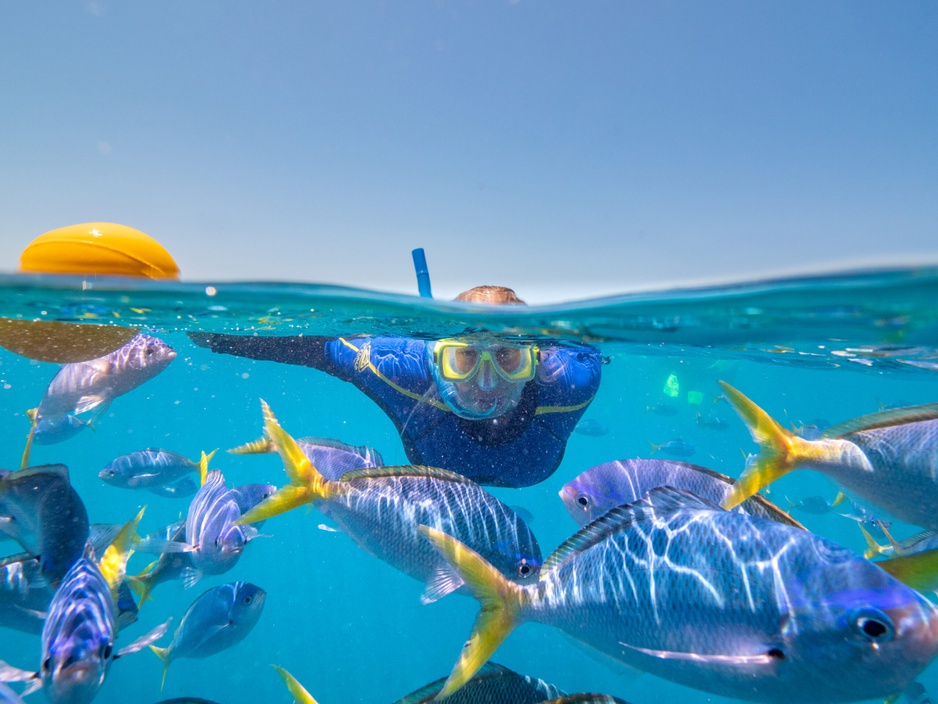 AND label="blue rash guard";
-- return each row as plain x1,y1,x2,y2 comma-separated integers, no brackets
192,334,602,488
